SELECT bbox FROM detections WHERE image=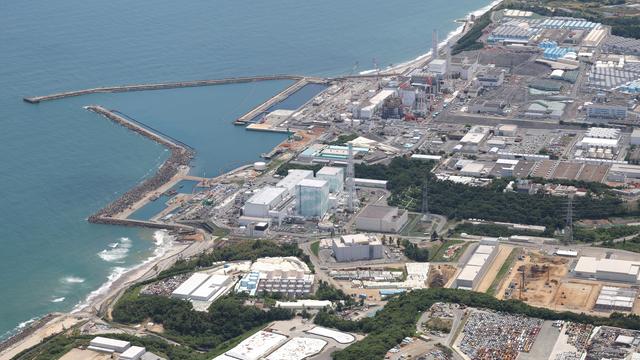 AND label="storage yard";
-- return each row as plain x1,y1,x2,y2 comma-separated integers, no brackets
456,310,543,360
